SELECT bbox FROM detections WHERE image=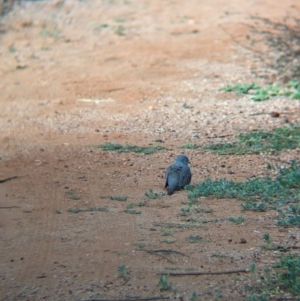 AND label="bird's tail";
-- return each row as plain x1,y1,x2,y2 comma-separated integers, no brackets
167,180,178,195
